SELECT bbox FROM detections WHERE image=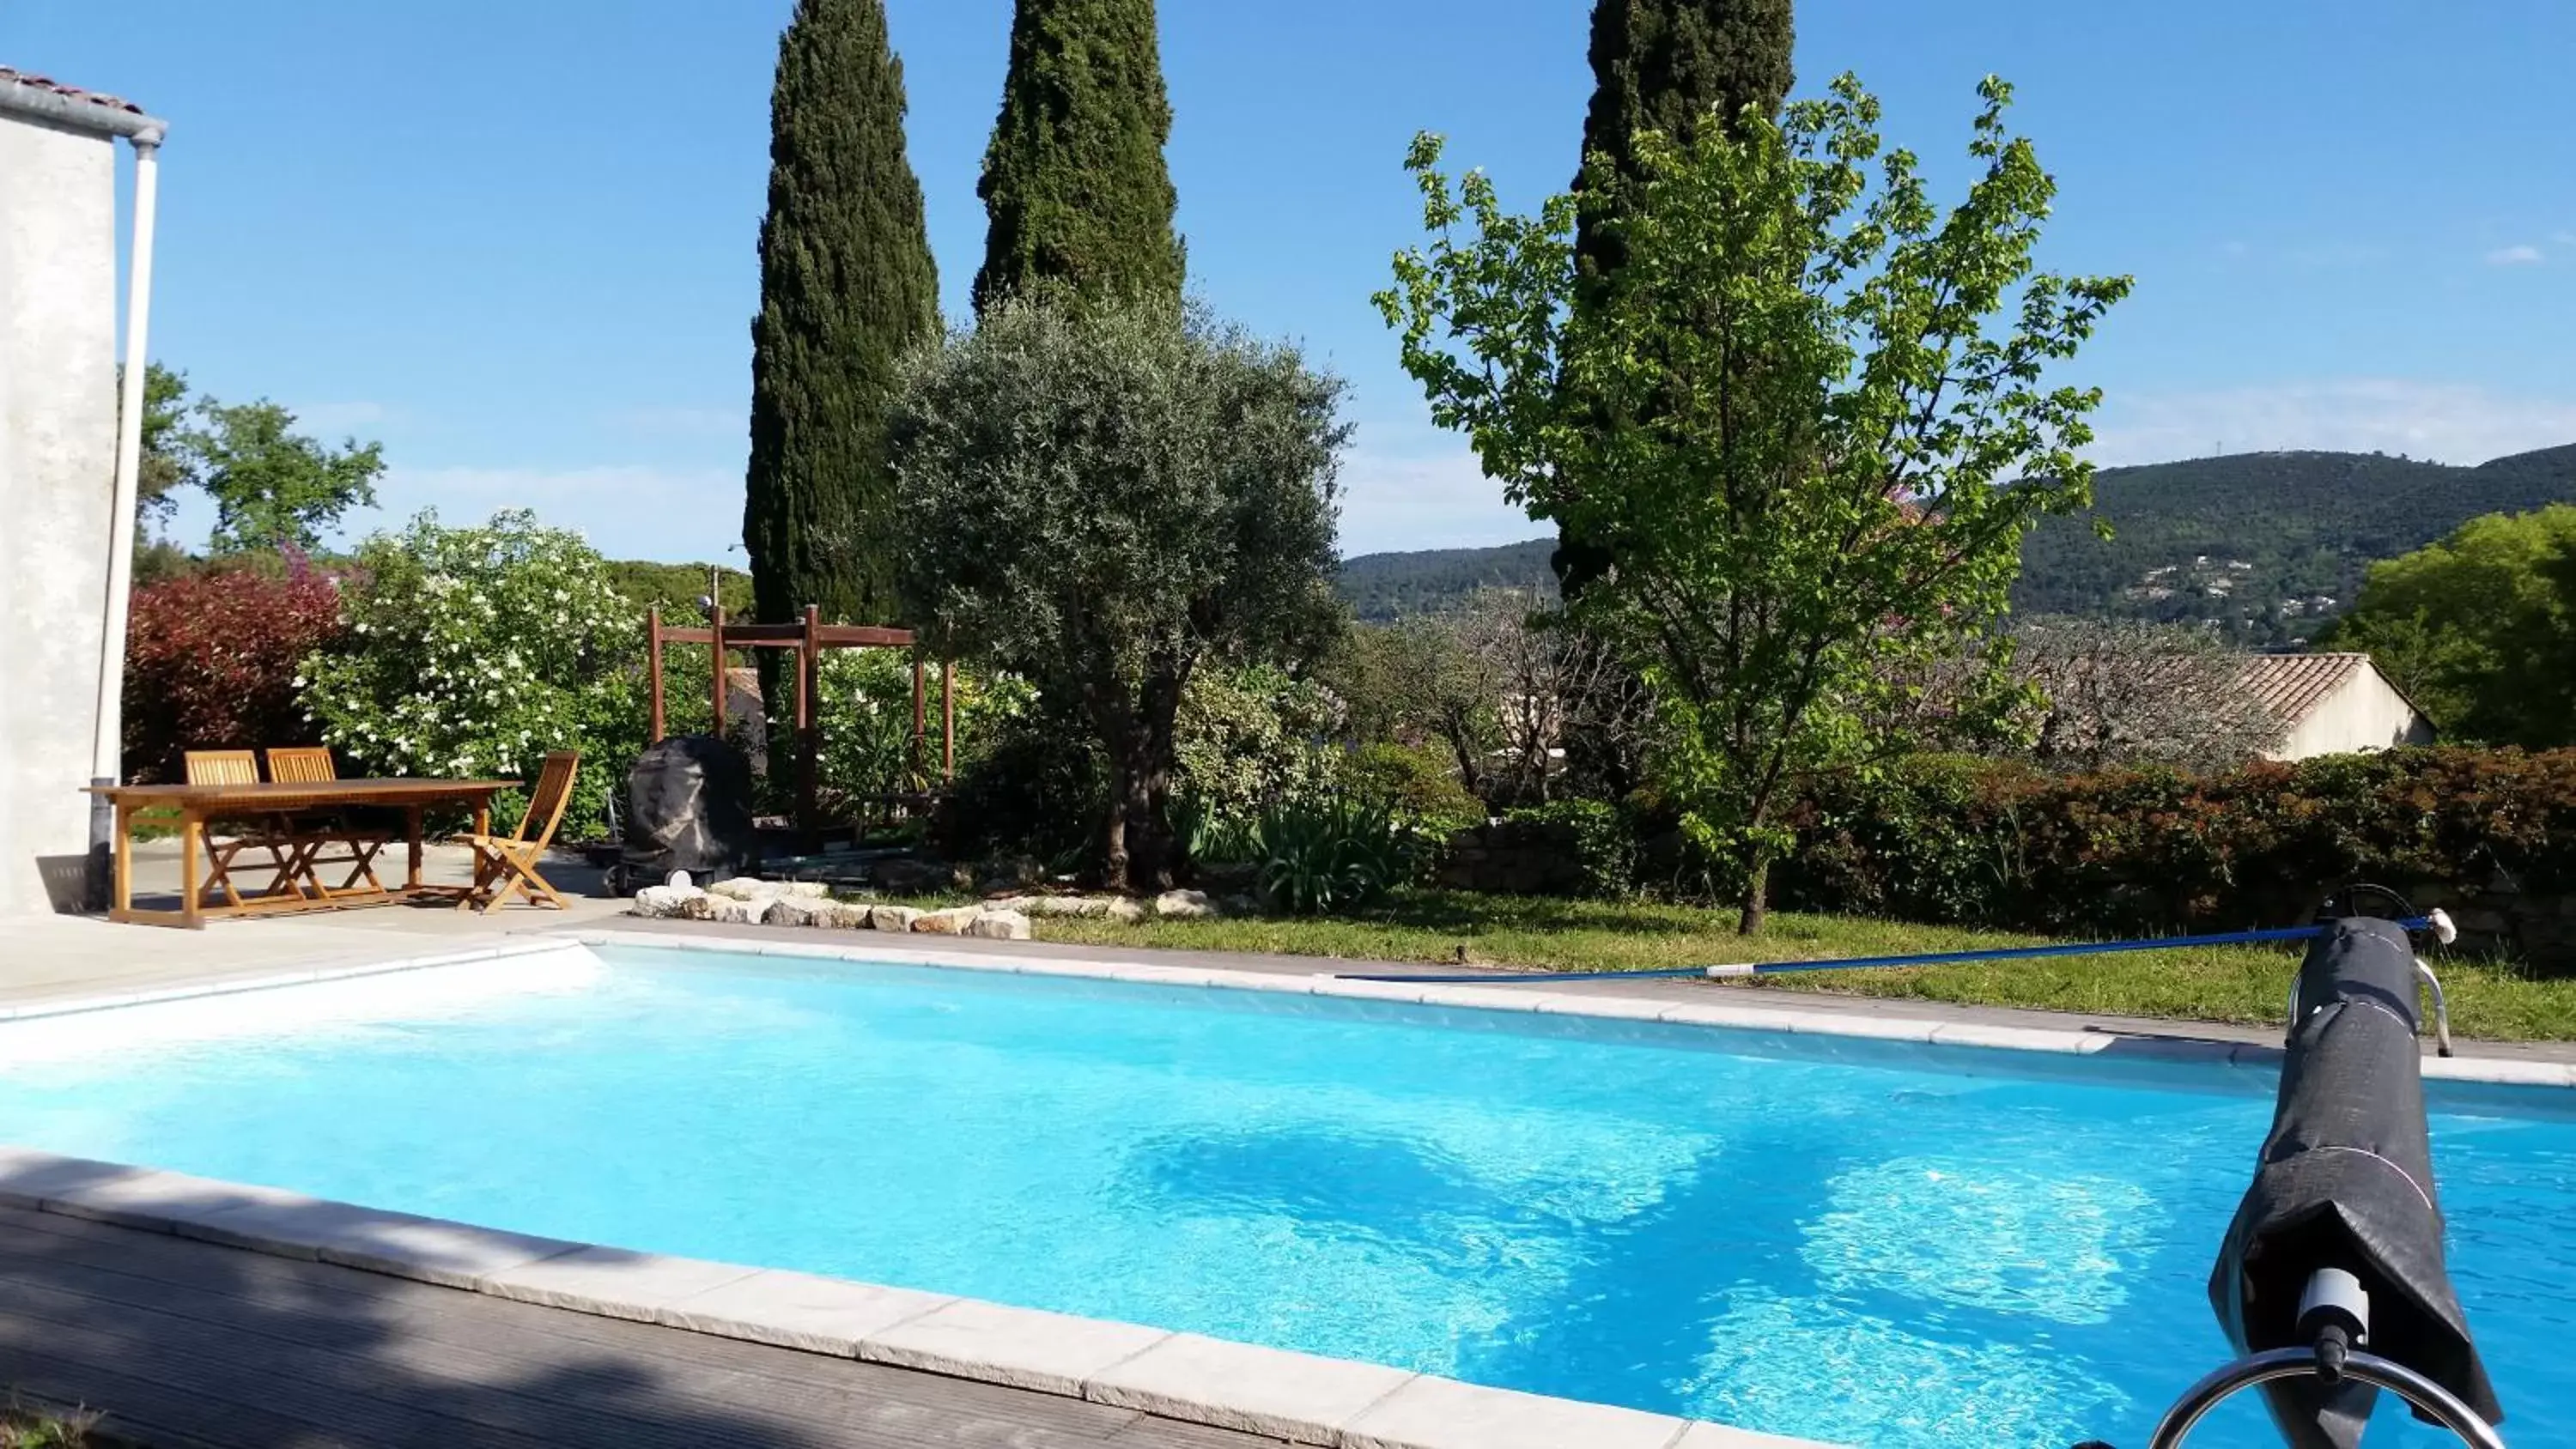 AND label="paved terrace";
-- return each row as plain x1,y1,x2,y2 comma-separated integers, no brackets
3,841,629,1014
